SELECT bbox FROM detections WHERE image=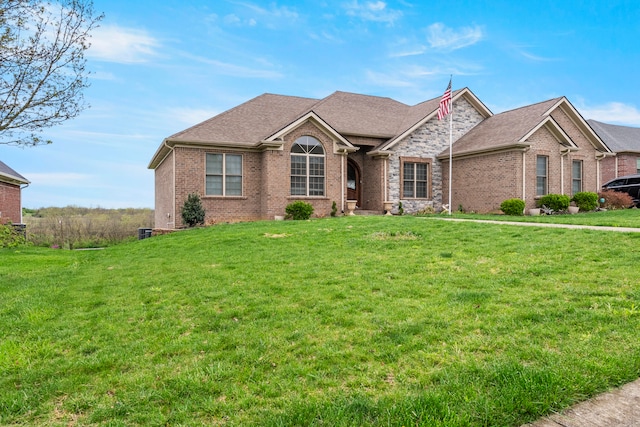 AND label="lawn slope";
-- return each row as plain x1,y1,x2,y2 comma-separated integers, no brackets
1,216,639,426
